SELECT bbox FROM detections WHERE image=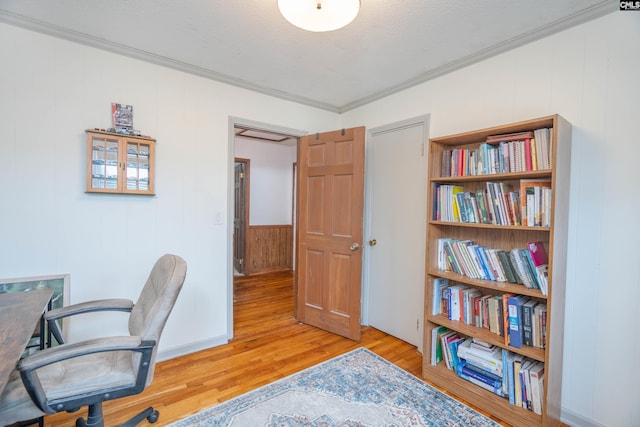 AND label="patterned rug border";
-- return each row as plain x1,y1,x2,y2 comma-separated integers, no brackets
169,347,501,426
